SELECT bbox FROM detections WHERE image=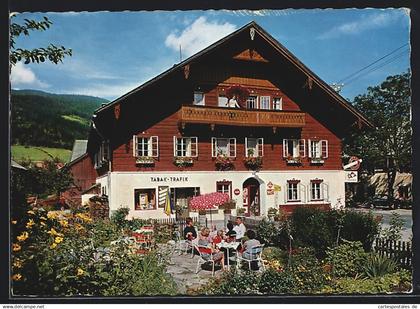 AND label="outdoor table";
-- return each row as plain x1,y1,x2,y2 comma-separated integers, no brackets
216,241,241,268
